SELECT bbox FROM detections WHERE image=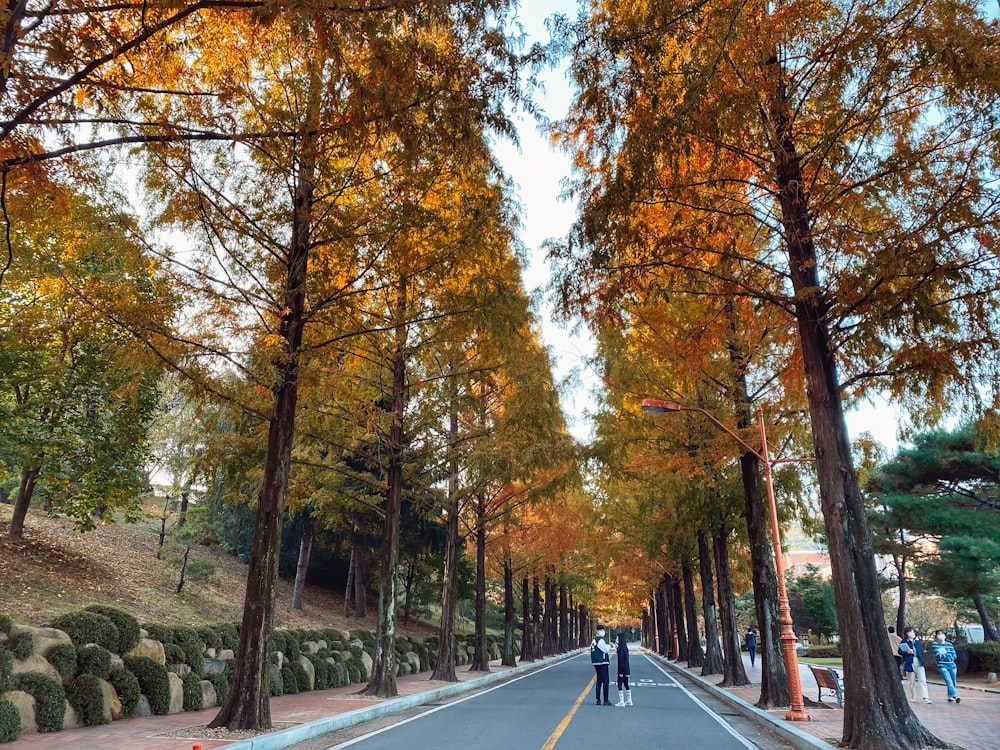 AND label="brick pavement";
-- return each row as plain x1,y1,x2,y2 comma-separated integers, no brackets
666,652,1000,750
3,660,521,750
